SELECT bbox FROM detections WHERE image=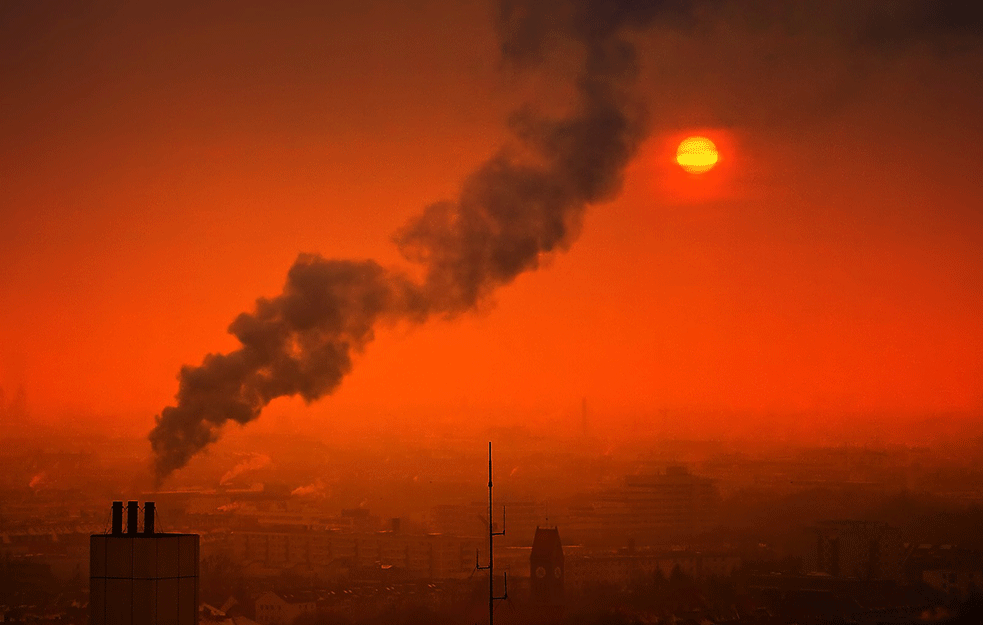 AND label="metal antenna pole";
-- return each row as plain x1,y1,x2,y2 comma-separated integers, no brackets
489,441,493,625
476,441,507,625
